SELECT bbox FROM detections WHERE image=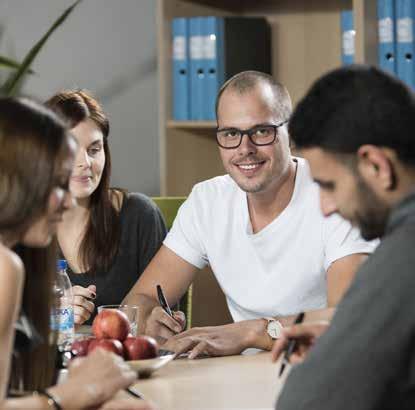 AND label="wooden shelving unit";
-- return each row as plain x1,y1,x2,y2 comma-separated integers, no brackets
156,0,378,326
167,120,216,129
157,0,378,195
